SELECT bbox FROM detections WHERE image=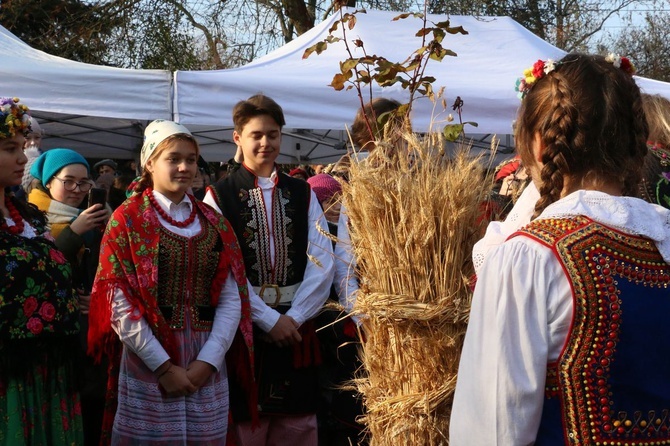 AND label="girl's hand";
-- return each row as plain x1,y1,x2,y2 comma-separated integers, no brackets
186,360,216,388
156,363,197,397
70,204,109,235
